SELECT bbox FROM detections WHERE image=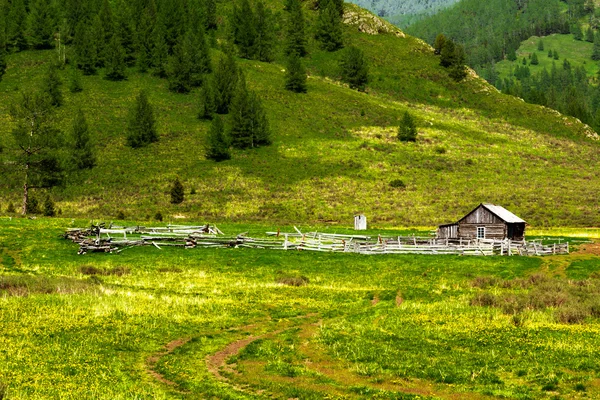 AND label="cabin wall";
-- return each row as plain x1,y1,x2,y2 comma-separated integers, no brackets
459,223,506,240
438,224,458,239
461,206,503,224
